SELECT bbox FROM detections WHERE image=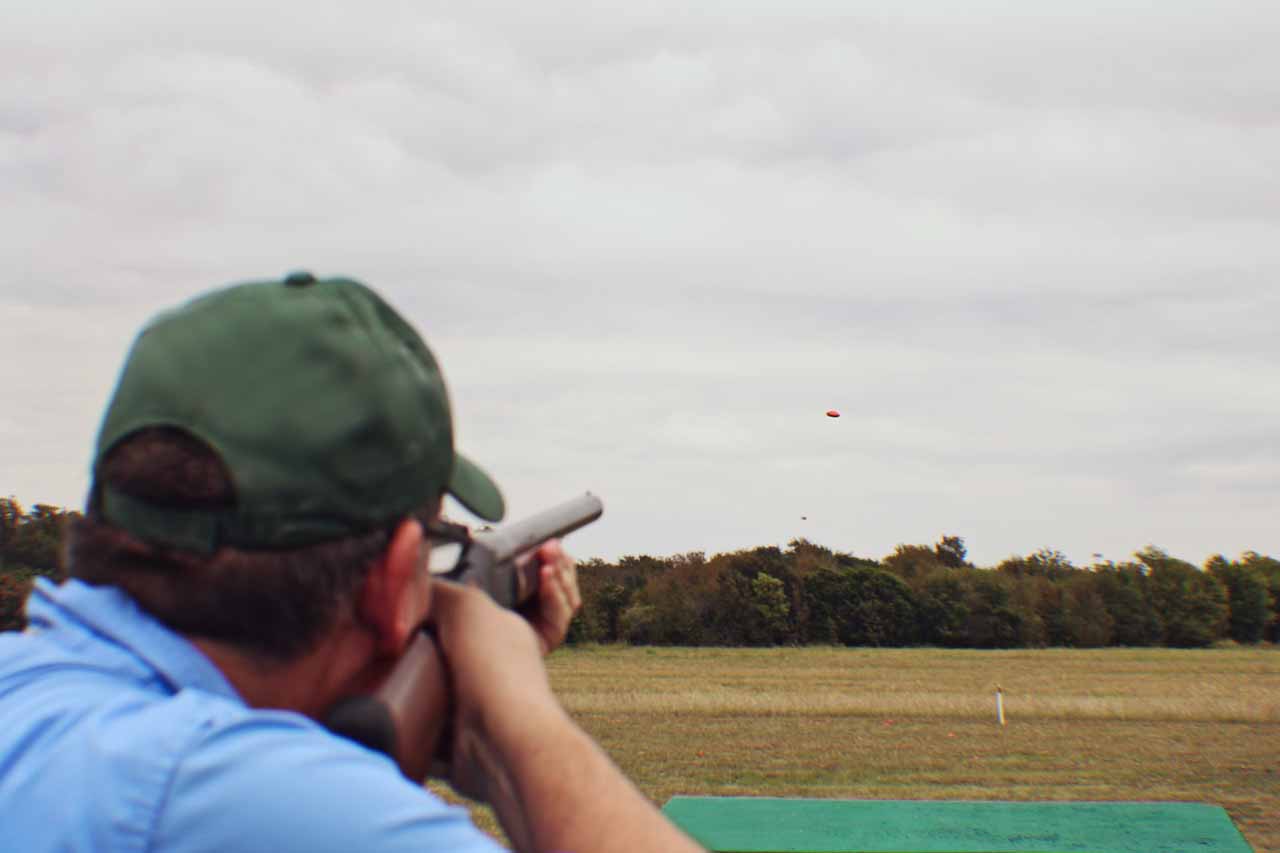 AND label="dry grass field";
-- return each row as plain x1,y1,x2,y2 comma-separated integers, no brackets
439,646,1280,851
